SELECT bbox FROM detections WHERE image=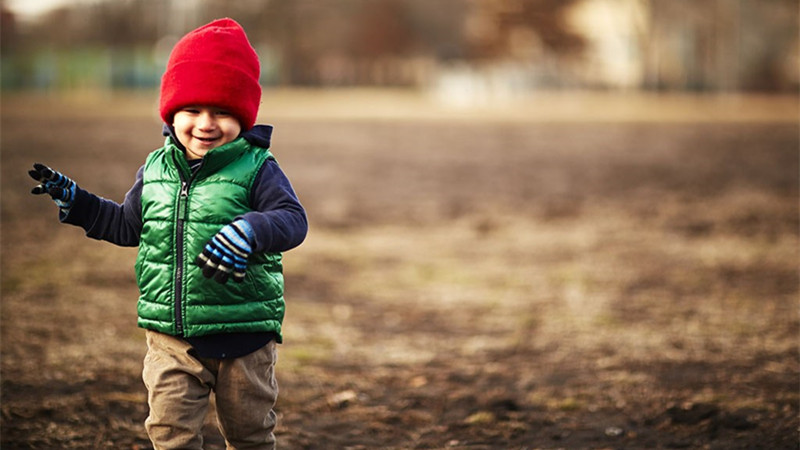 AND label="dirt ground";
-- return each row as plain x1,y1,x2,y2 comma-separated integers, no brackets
1,91,798,449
